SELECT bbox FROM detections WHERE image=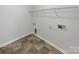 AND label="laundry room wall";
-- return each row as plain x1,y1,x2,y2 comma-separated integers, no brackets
32,5,79,53
0,5,33,46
